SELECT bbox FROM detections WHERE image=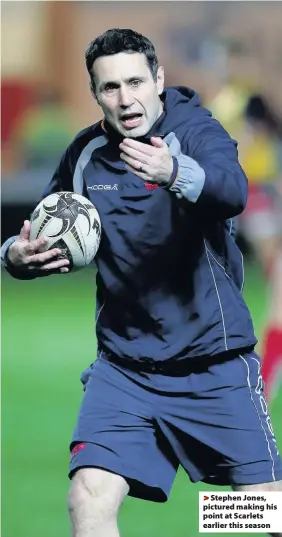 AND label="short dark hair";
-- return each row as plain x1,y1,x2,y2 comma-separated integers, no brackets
244,94,281,134
85,28,159,94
